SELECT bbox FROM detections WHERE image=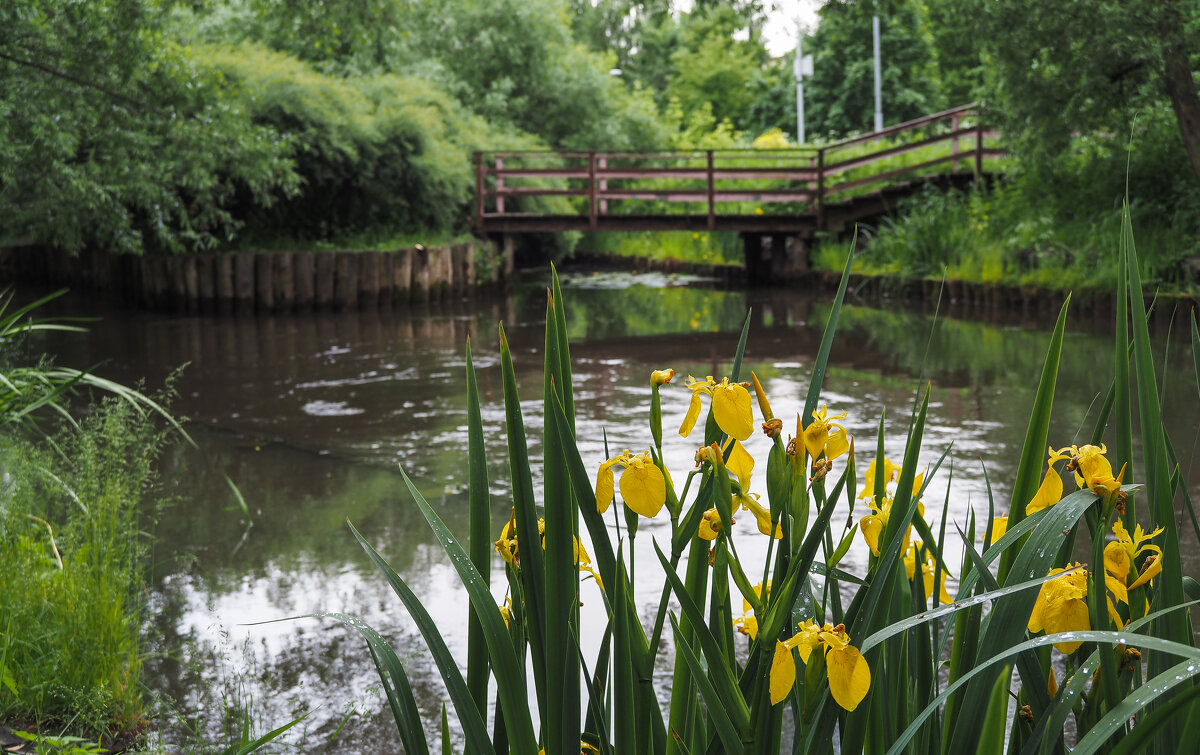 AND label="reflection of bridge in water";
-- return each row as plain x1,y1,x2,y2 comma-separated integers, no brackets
475,104,1003,283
